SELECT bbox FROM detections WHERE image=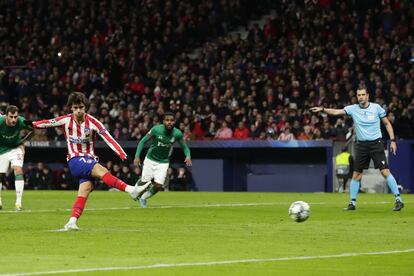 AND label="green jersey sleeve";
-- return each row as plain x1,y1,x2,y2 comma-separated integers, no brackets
0,116,27,154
